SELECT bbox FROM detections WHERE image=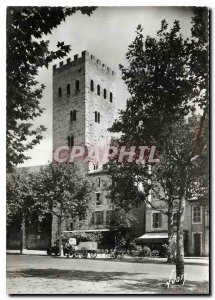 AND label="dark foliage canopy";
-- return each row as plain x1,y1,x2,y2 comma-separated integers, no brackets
7,6,96,172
